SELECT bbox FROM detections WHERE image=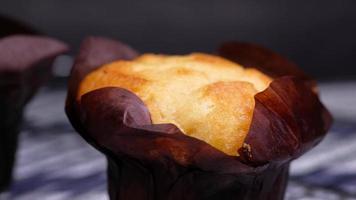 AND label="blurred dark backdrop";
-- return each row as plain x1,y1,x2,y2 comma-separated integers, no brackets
1,0,355,80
